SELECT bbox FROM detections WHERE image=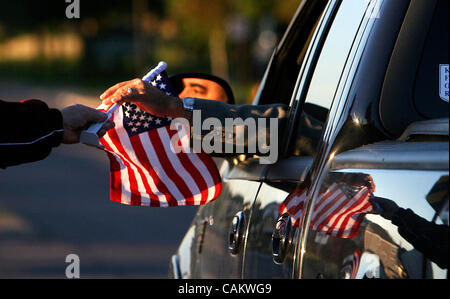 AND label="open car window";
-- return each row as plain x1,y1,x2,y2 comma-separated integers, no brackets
290,0,373,158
